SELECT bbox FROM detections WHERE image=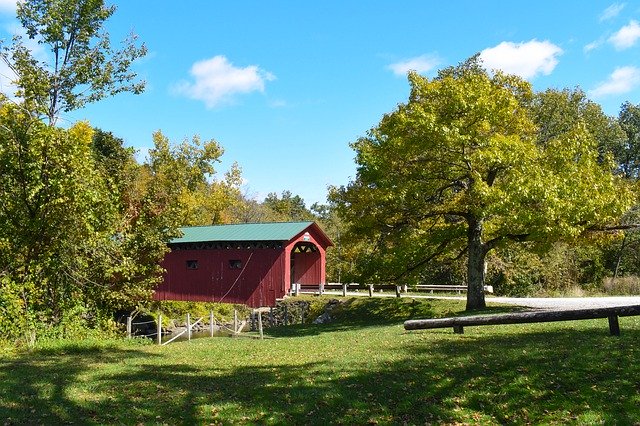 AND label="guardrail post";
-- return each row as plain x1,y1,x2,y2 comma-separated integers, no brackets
319,283,324,295
395,286,401,298
209,311,214,337
293,283,299,296
157,314,162,345
258,311,263,340
403,284,408,293
342,283,347,297
234,309,238,333
284,305,289,326
126,316,132,338
187,313,191,341
368,284,373,297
